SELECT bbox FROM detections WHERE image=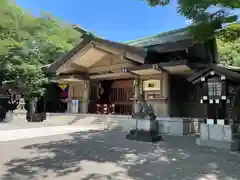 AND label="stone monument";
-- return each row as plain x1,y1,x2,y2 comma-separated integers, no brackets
126,95,162,142
0,89,19,123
